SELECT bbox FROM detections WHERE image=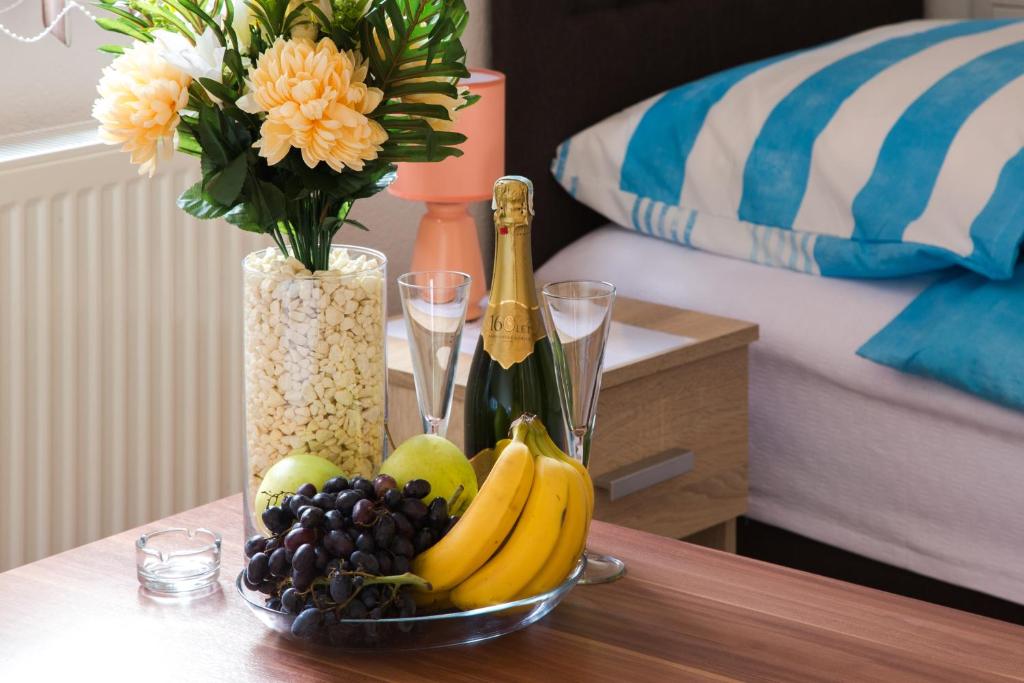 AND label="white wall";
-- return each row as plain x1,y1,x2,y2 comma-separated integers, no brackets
926,0,974,17
0,0,495,313
926,0,1024,17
